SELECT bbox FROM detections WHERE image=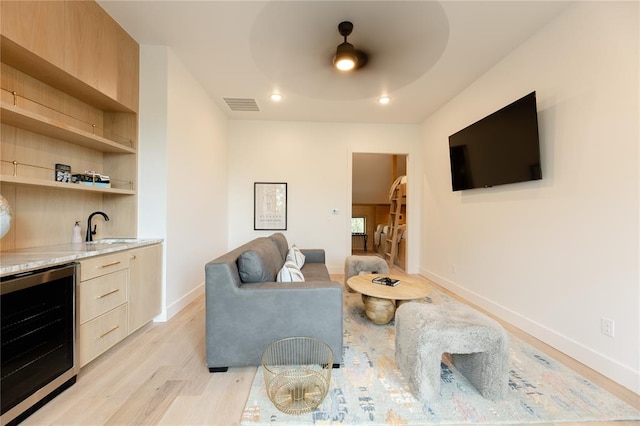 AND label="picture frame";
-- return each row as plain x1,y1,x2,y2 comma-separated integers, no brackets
254,182,287,230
